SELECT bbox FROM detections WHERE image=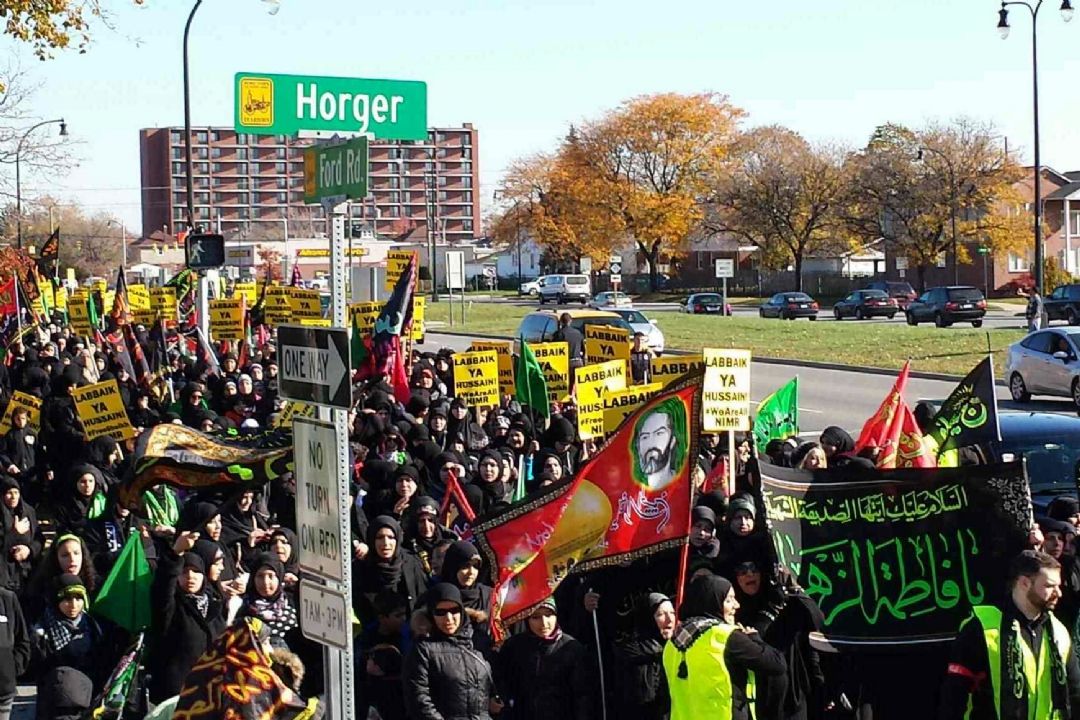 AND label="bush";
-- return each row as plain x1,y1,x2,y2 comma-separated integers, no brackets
1042,257,1074,294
